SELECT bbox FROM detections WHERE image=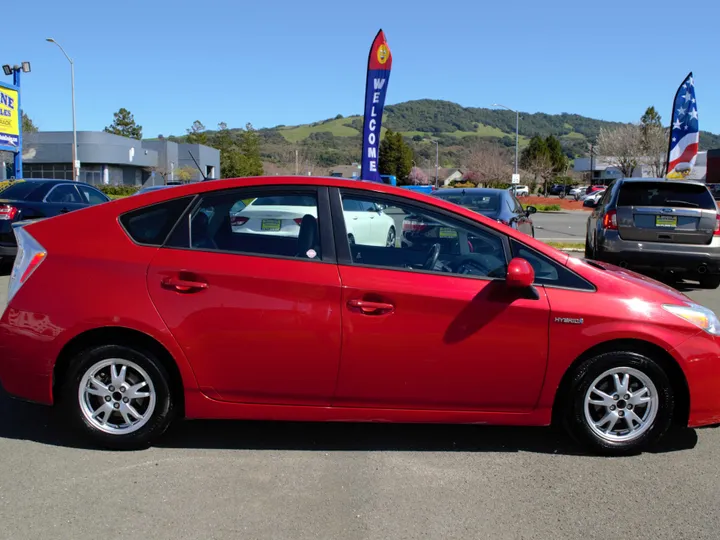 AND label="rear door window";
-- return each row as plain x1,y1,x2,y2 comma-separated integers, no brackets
618,182,715,209
45,185,83,203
